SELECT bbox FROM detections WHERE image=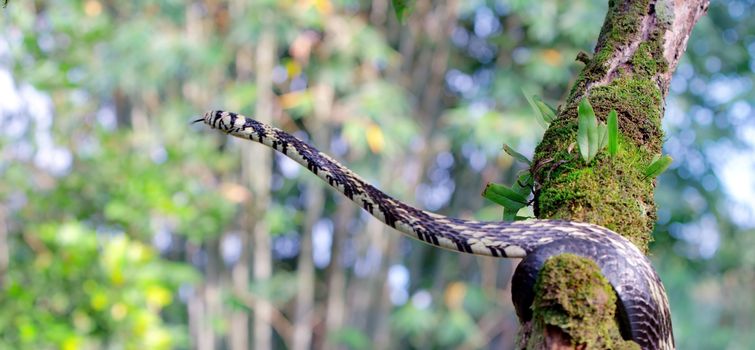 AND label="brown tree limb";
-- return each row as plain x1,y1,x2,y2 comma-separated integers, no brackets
525,0,709,348
234,290,294,348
